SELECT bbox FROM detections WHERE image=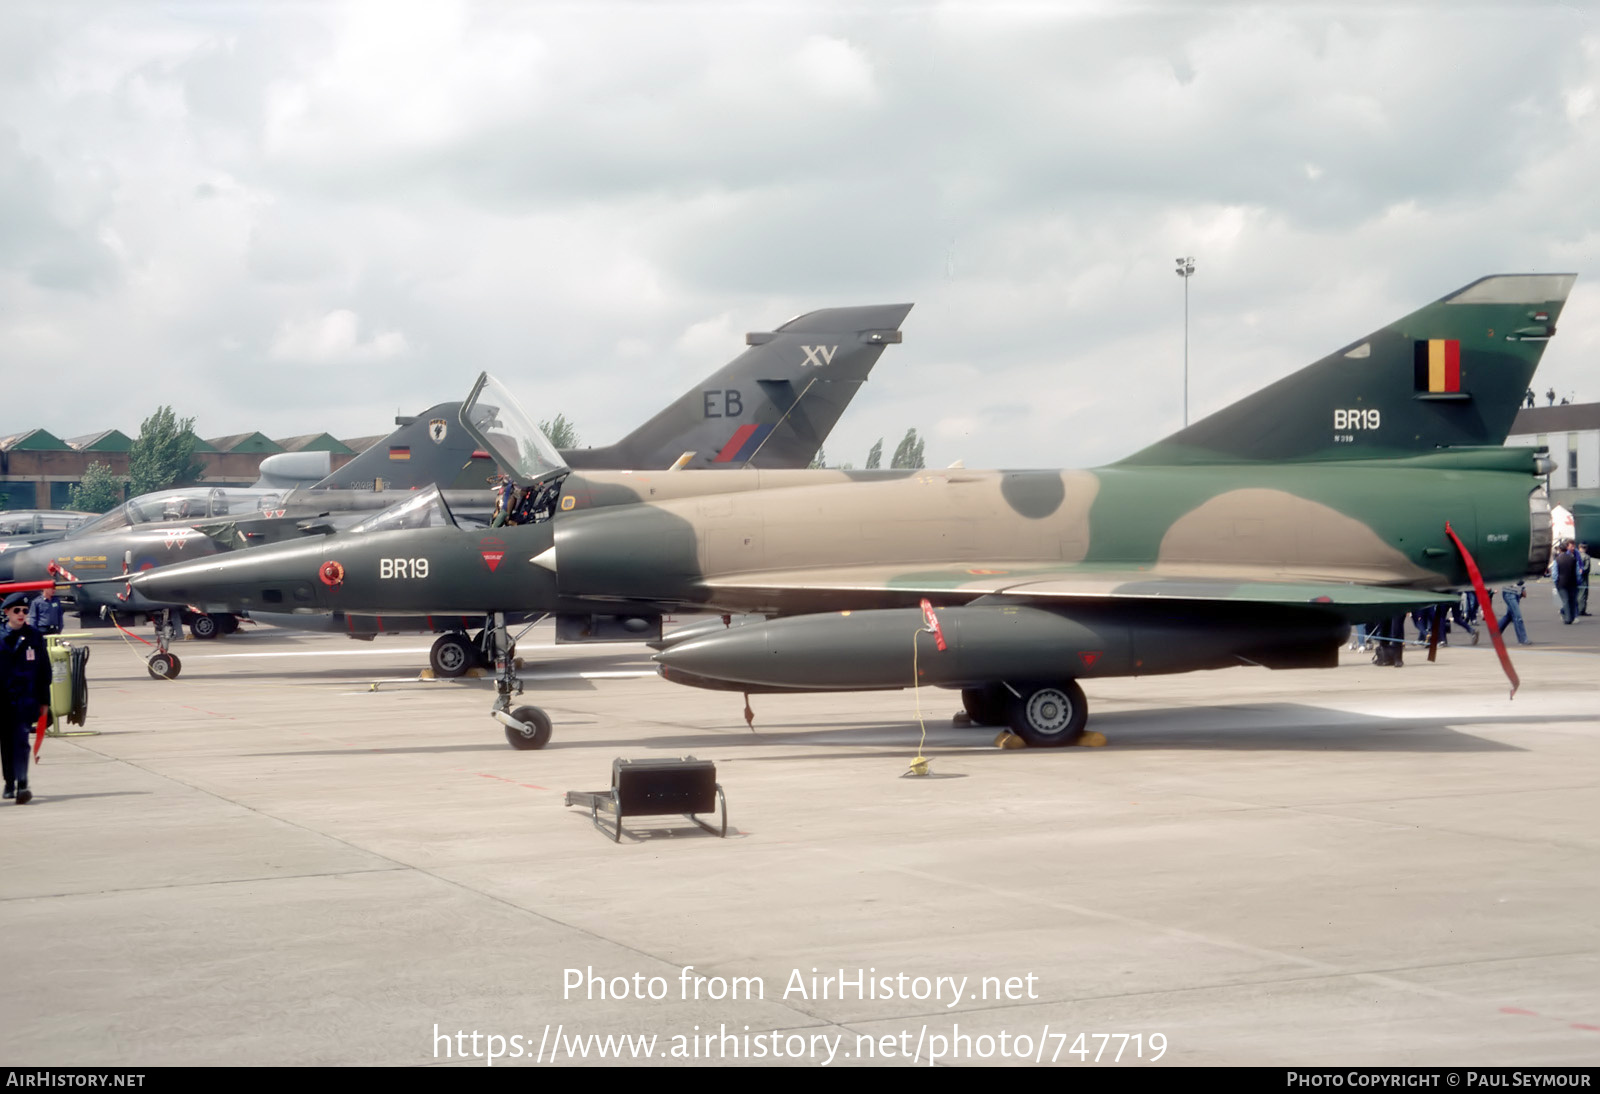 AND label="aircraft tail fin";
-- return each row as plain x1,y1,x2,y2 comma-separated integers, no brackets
567,303,912,470
312,402,496,491
1119,274,1576,466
